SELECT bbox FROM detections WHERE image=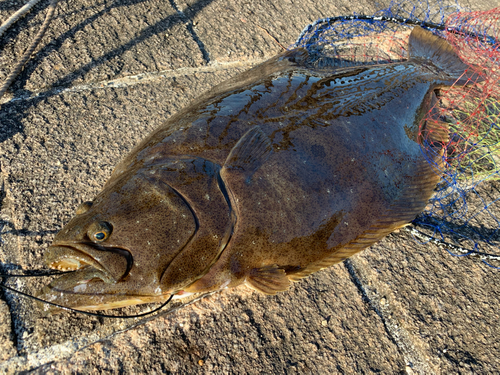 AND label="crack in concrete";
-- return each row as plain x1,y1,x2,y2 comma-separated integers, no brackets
0,332,103,373
0,290,19,358
0,166,22,357
0,163,14,246
0,292,216,372
344,258,435,374
168,0,210,64
0,59,263,105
